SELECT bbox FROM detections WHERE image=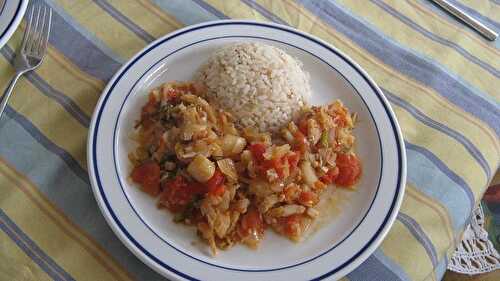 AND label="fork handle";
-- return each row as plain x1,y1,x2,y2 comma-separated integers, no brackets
0,73,23,120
